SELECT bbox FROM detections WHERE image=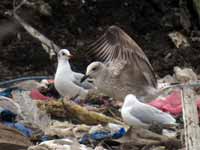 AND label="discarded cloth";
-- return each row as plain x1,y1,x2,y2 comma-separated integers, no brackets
4,122,33,137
